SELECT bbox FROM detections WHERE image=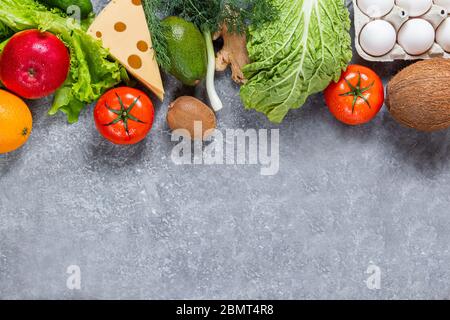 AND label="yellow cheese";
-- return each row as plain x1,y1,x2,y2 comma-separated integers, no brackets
88,0,164,101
